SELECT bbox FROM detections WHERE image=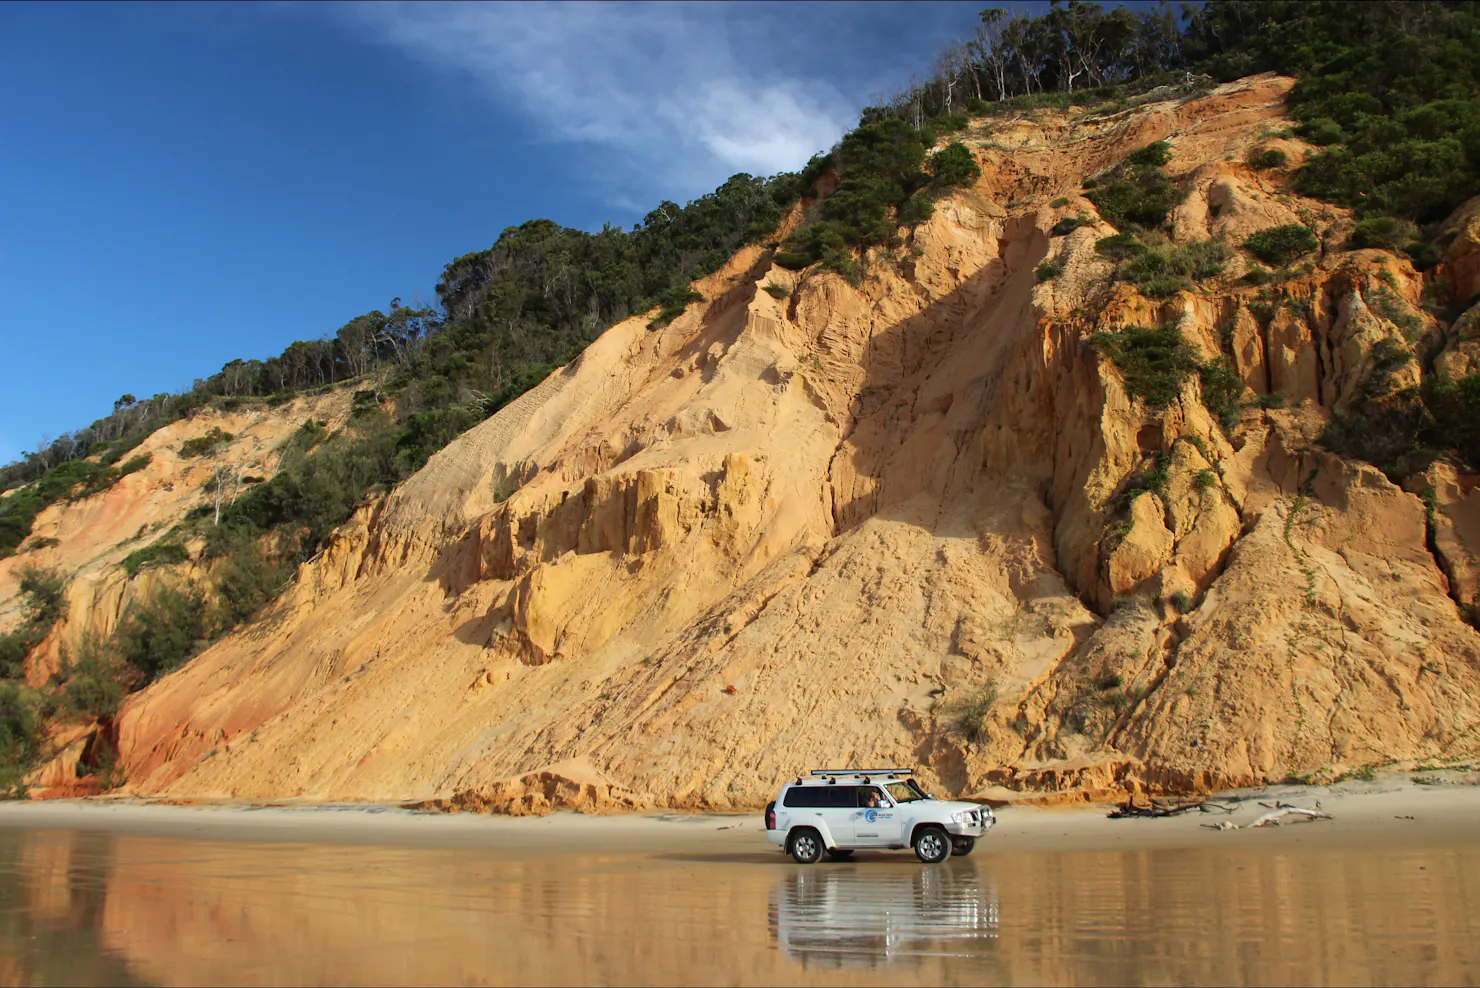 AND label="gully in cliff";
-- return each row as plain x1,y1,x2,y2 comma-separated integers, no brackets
763,769,994,864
